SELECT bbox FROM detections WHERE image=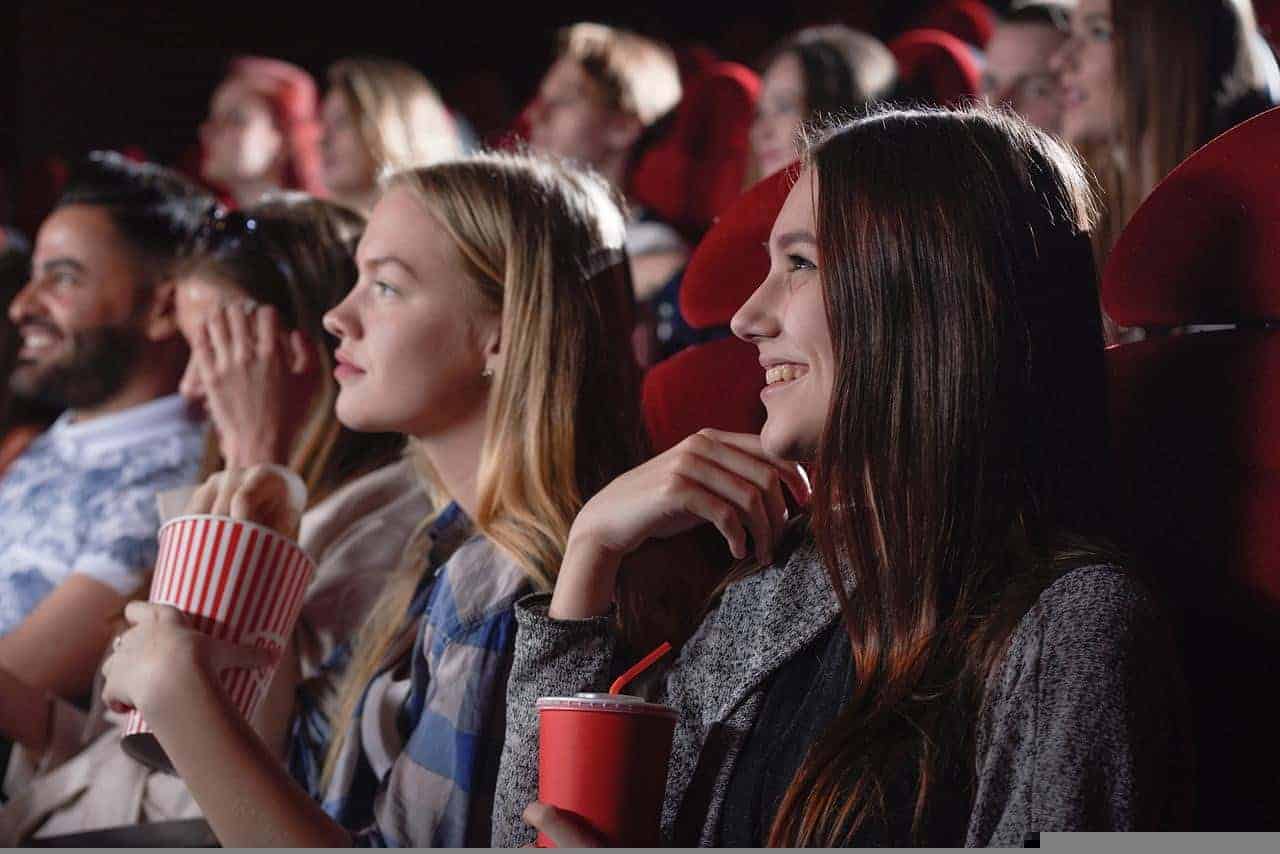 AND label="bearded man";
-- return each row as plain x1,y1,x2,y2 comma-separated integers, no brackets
0,153,209,714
